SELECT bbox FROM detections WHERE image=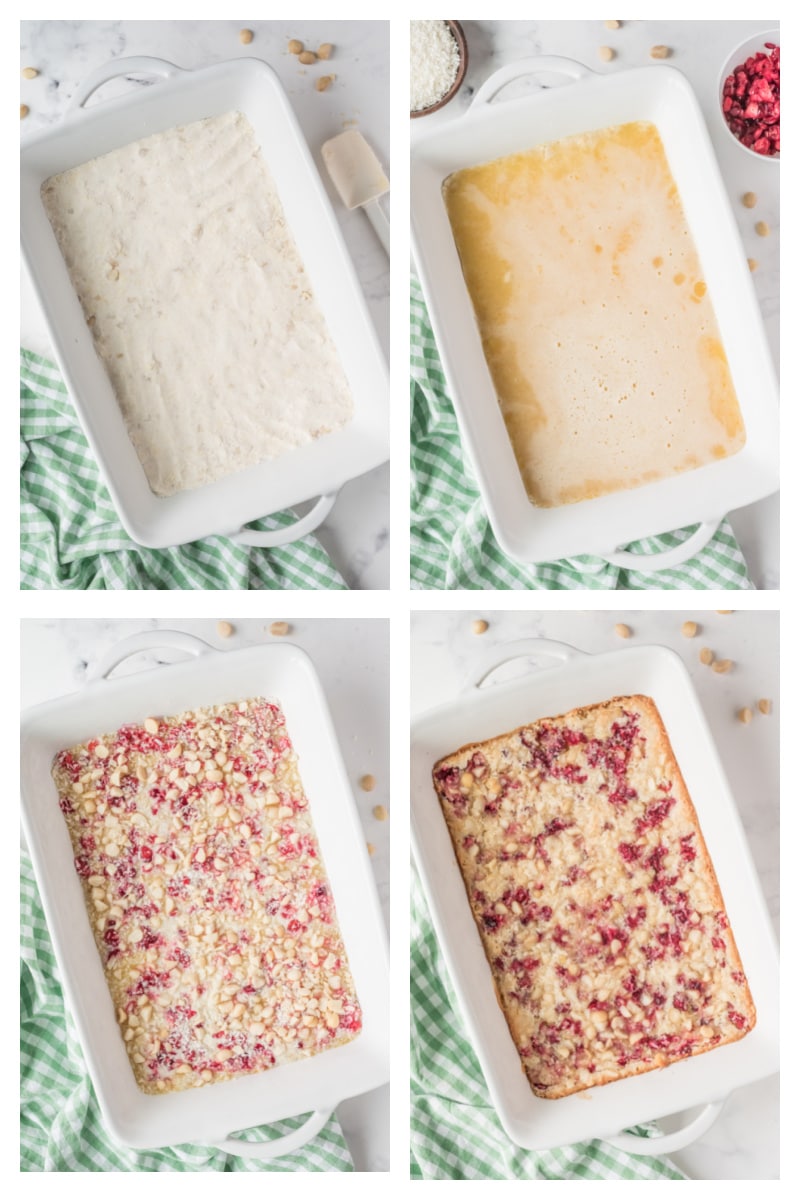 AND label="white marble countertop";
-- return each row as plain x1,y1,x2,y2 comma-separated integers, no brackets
411,19,779,589
20,616,390,1171
411,608,778,1180
20,20,389,590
